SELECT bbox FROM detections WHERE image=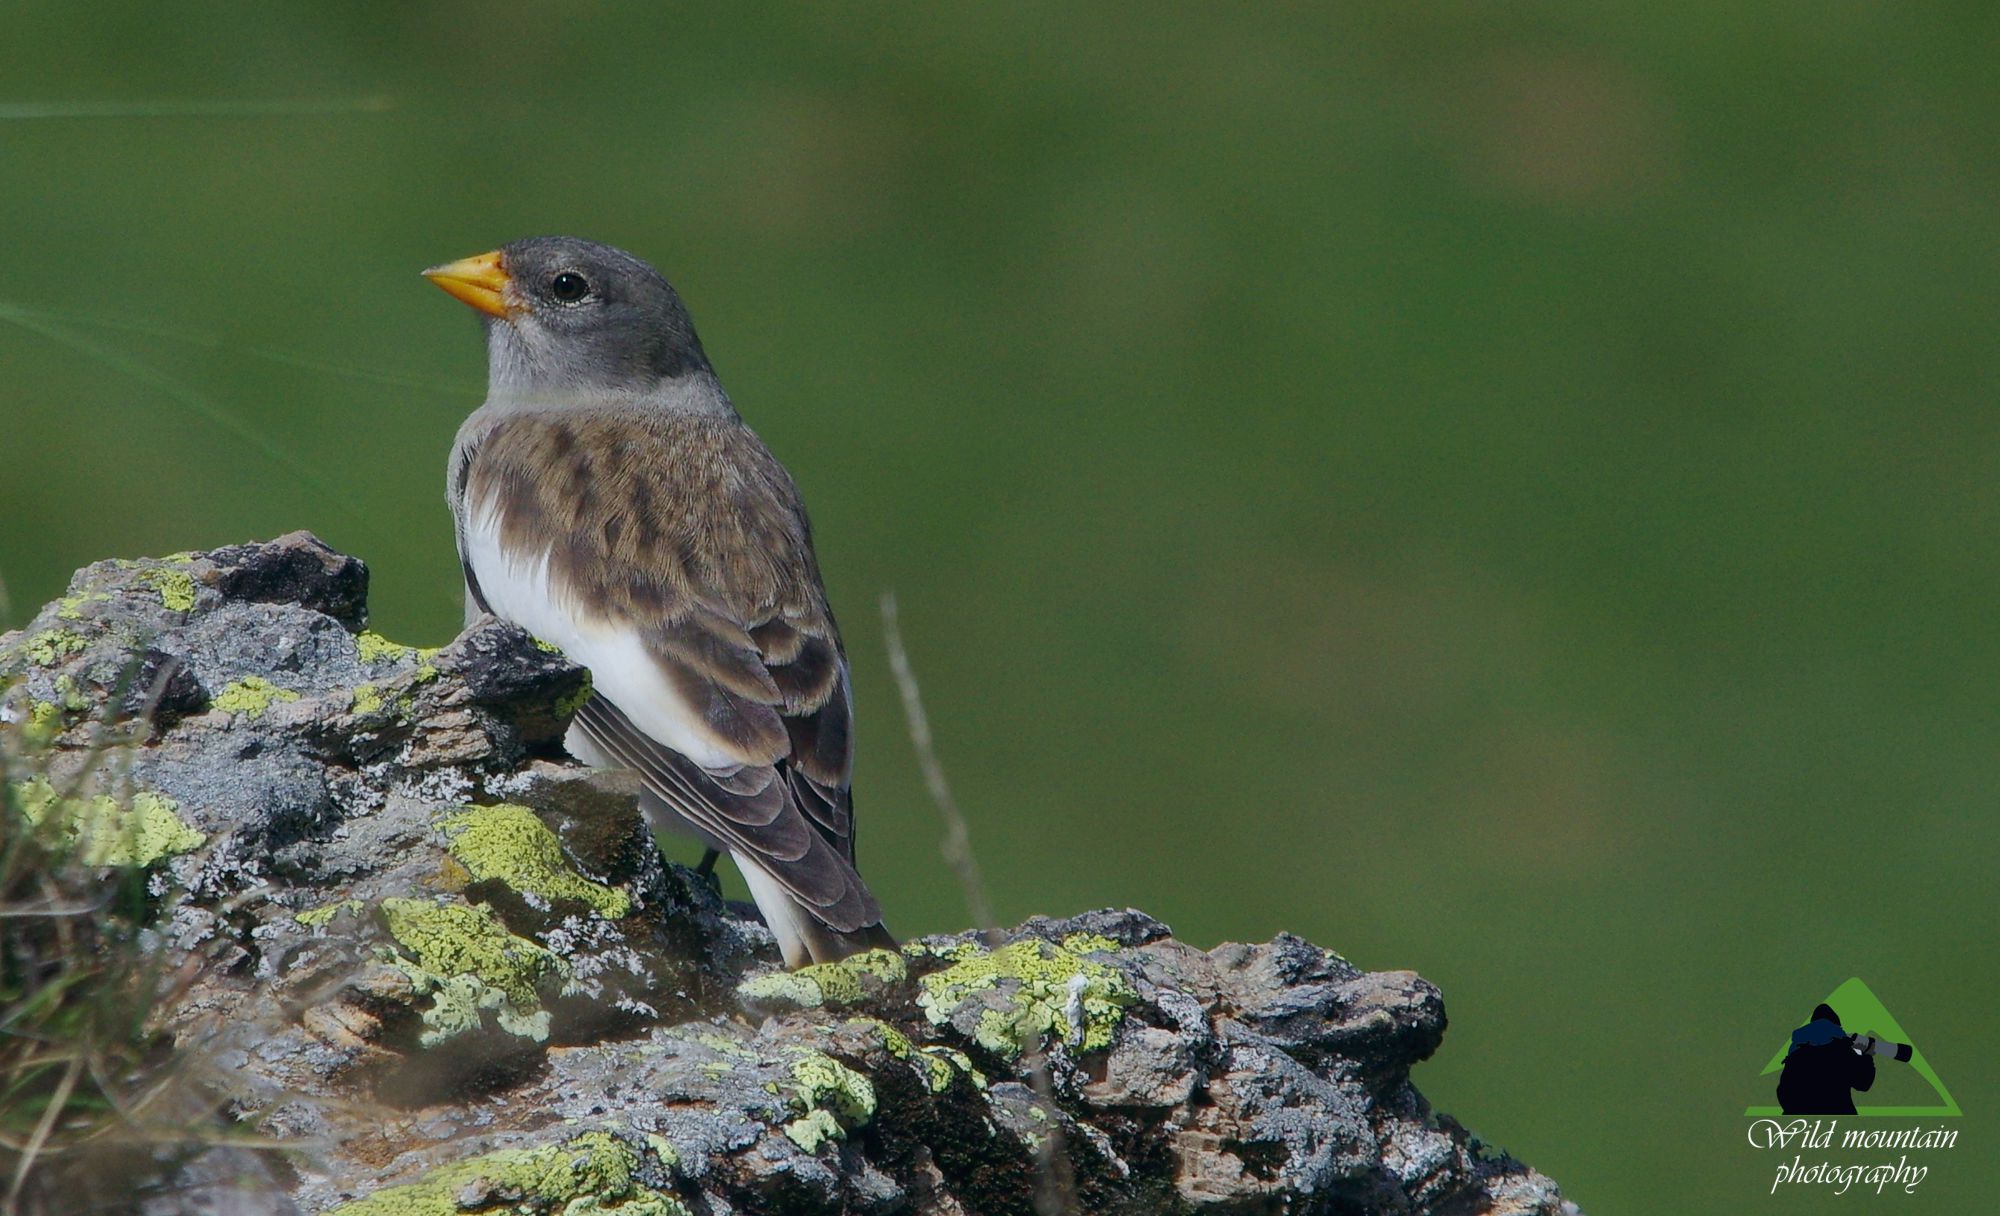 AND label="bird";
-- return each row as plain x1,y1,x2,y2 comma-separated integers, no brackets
424,235,892,966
